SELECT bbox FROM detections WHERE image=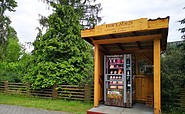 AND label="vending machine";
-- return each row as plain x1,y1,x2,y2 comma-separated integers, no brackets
104,54,134,107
